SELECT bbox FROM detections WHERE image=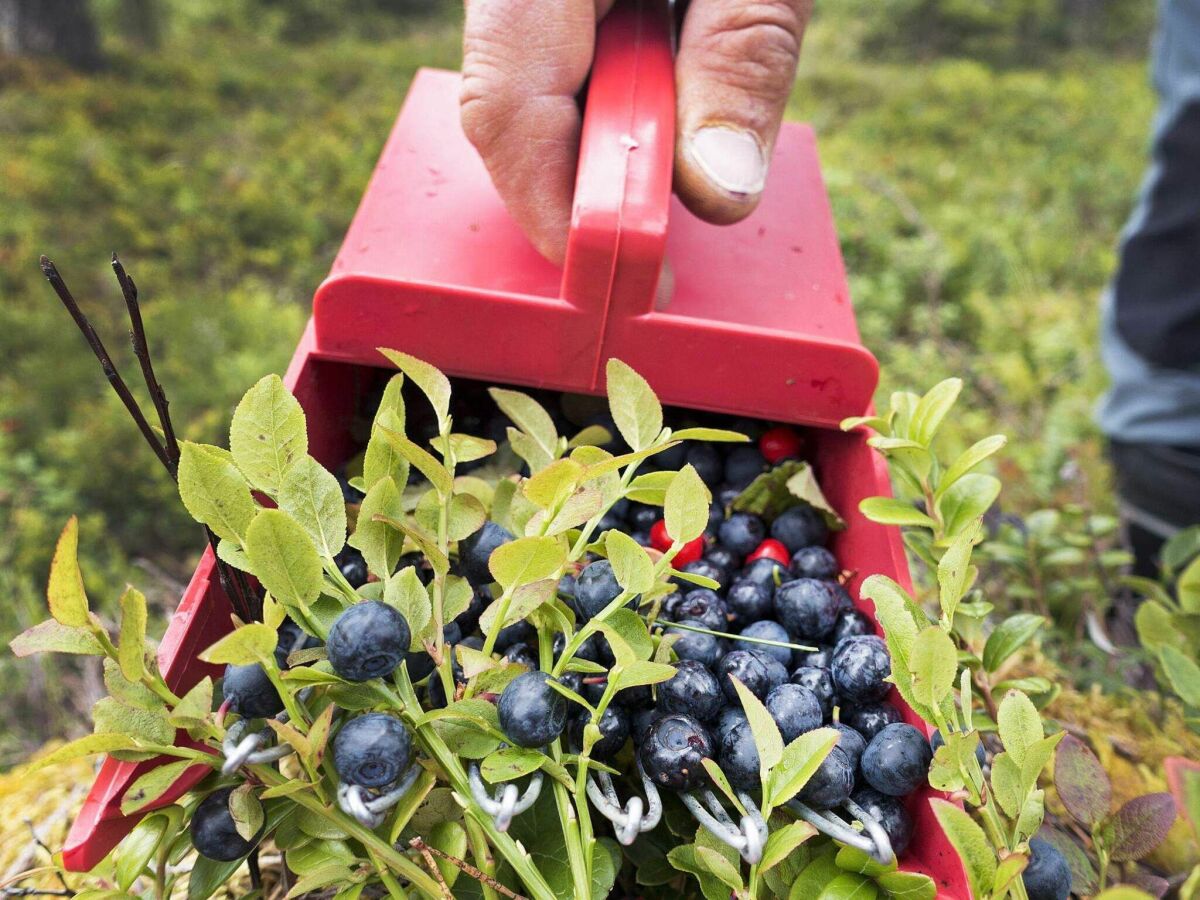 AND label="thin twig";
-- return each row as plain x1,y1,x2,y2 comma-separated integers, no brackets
3,889,73,897
408,838,527,900
22,822,70,895
247,850,261,893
